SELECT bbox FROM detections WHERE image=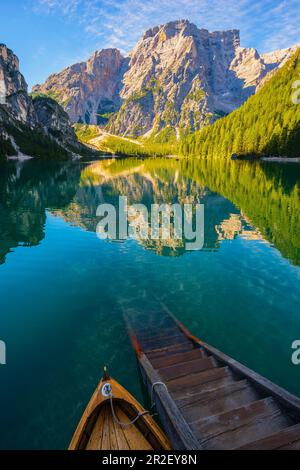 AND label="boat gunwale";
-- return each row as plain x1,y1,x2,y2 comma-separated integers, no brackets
69,376,171,450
